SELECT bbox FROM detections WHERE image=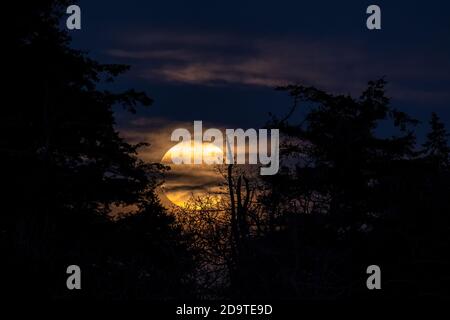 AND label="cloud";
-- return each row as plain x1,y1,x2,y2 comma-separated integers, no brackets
120,117,229,162
120,117,189,162
107,32,362,89
106,29,450,103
